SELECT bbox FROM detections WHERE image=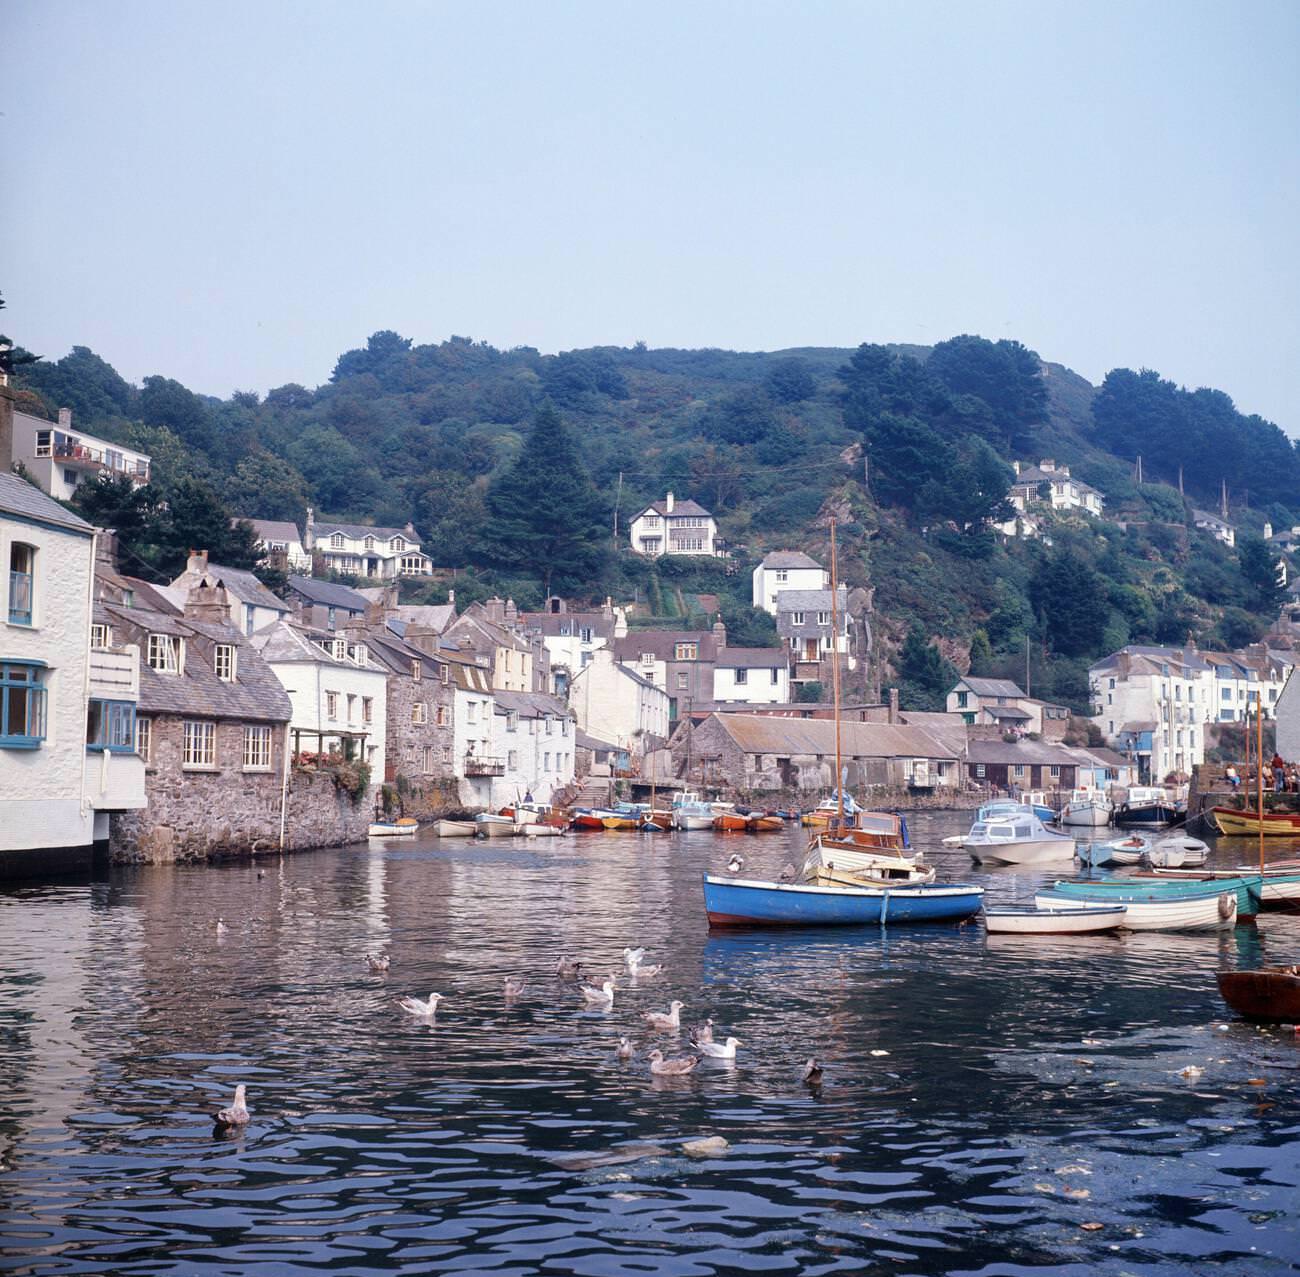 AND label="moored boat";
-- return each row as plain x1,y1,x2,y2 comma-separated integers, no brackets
713,811,749,833
1147,835,1208,868
1058,788,1114,828
673,796,720,831
1115,786,1181,829
984,904,1127,934
1035,887,1237,931
965,811,1077,865
1150,864,1300,912
703,872,984,928
570,809,607,831
368,817,419,837
518,822,564,837
1078,833,1150,868
1209,805,1300,836
1217,966,1300,1023
432,818,476,838
802,839,932,884
746,812,785,833
475,812,518,837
